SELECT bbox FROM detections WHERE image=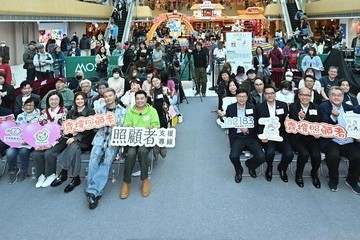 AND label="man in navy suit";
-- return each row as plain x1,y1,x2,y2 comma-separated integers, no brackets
225,88,265,183
319,86,360,194
289,87,321,188
255,85,293,182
